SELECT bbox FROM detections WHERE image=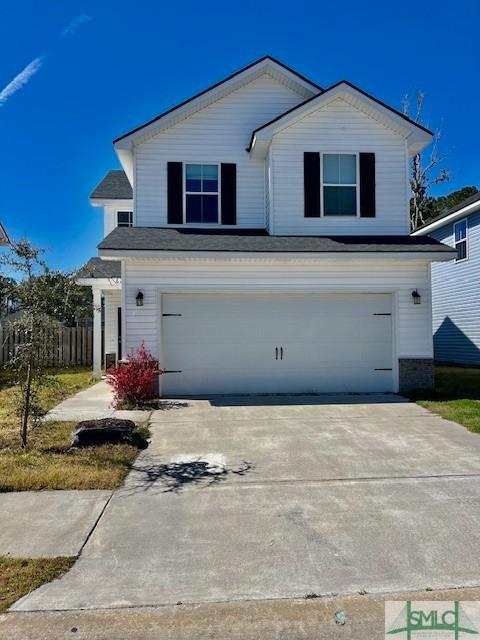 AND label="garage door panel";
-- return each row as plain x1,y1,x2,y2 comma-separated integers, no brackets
280,342,391,368
167,343,275,369
161,293,393,395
